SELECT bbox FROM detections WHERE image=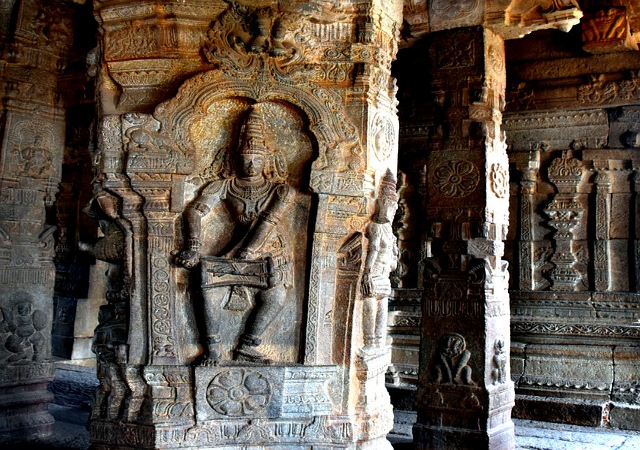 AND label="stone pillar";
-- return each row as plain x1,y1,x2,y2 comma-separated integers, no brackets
88,1,403,448
0,0,73,443
410,26,515,450
516,150,539,291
